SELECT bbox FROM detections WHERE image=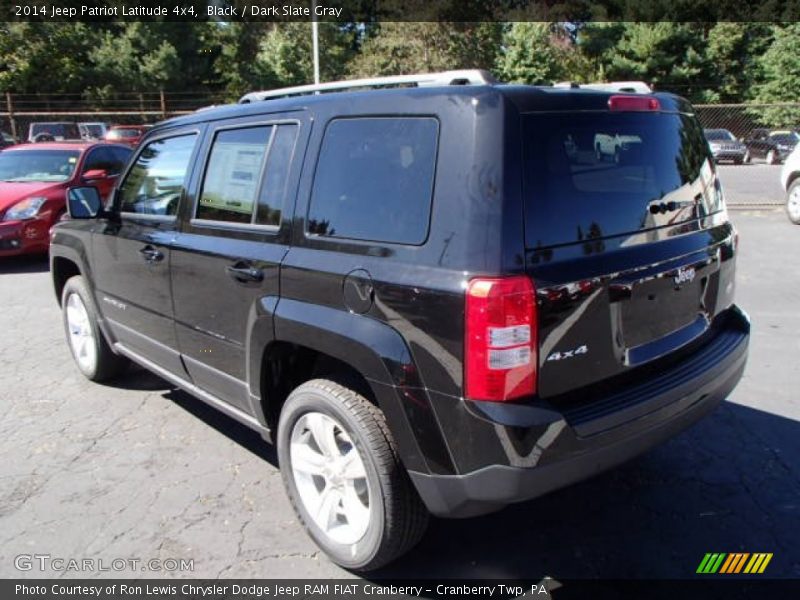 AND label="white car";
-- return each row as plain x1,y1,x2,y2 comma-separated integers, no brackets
781,145,800,224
